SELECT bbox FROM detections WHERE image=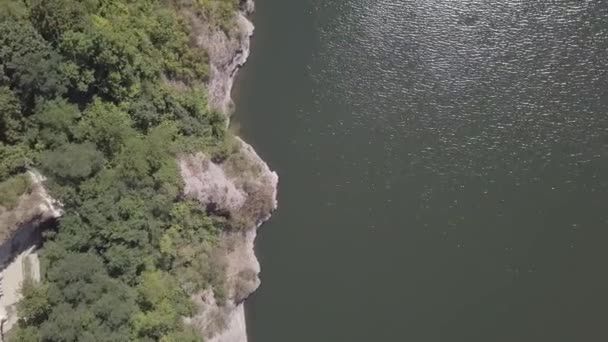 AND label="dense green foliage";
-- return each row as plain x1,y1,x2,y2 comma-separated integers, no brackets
0,173,31,209
0,0,240,340
193,0,240,31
